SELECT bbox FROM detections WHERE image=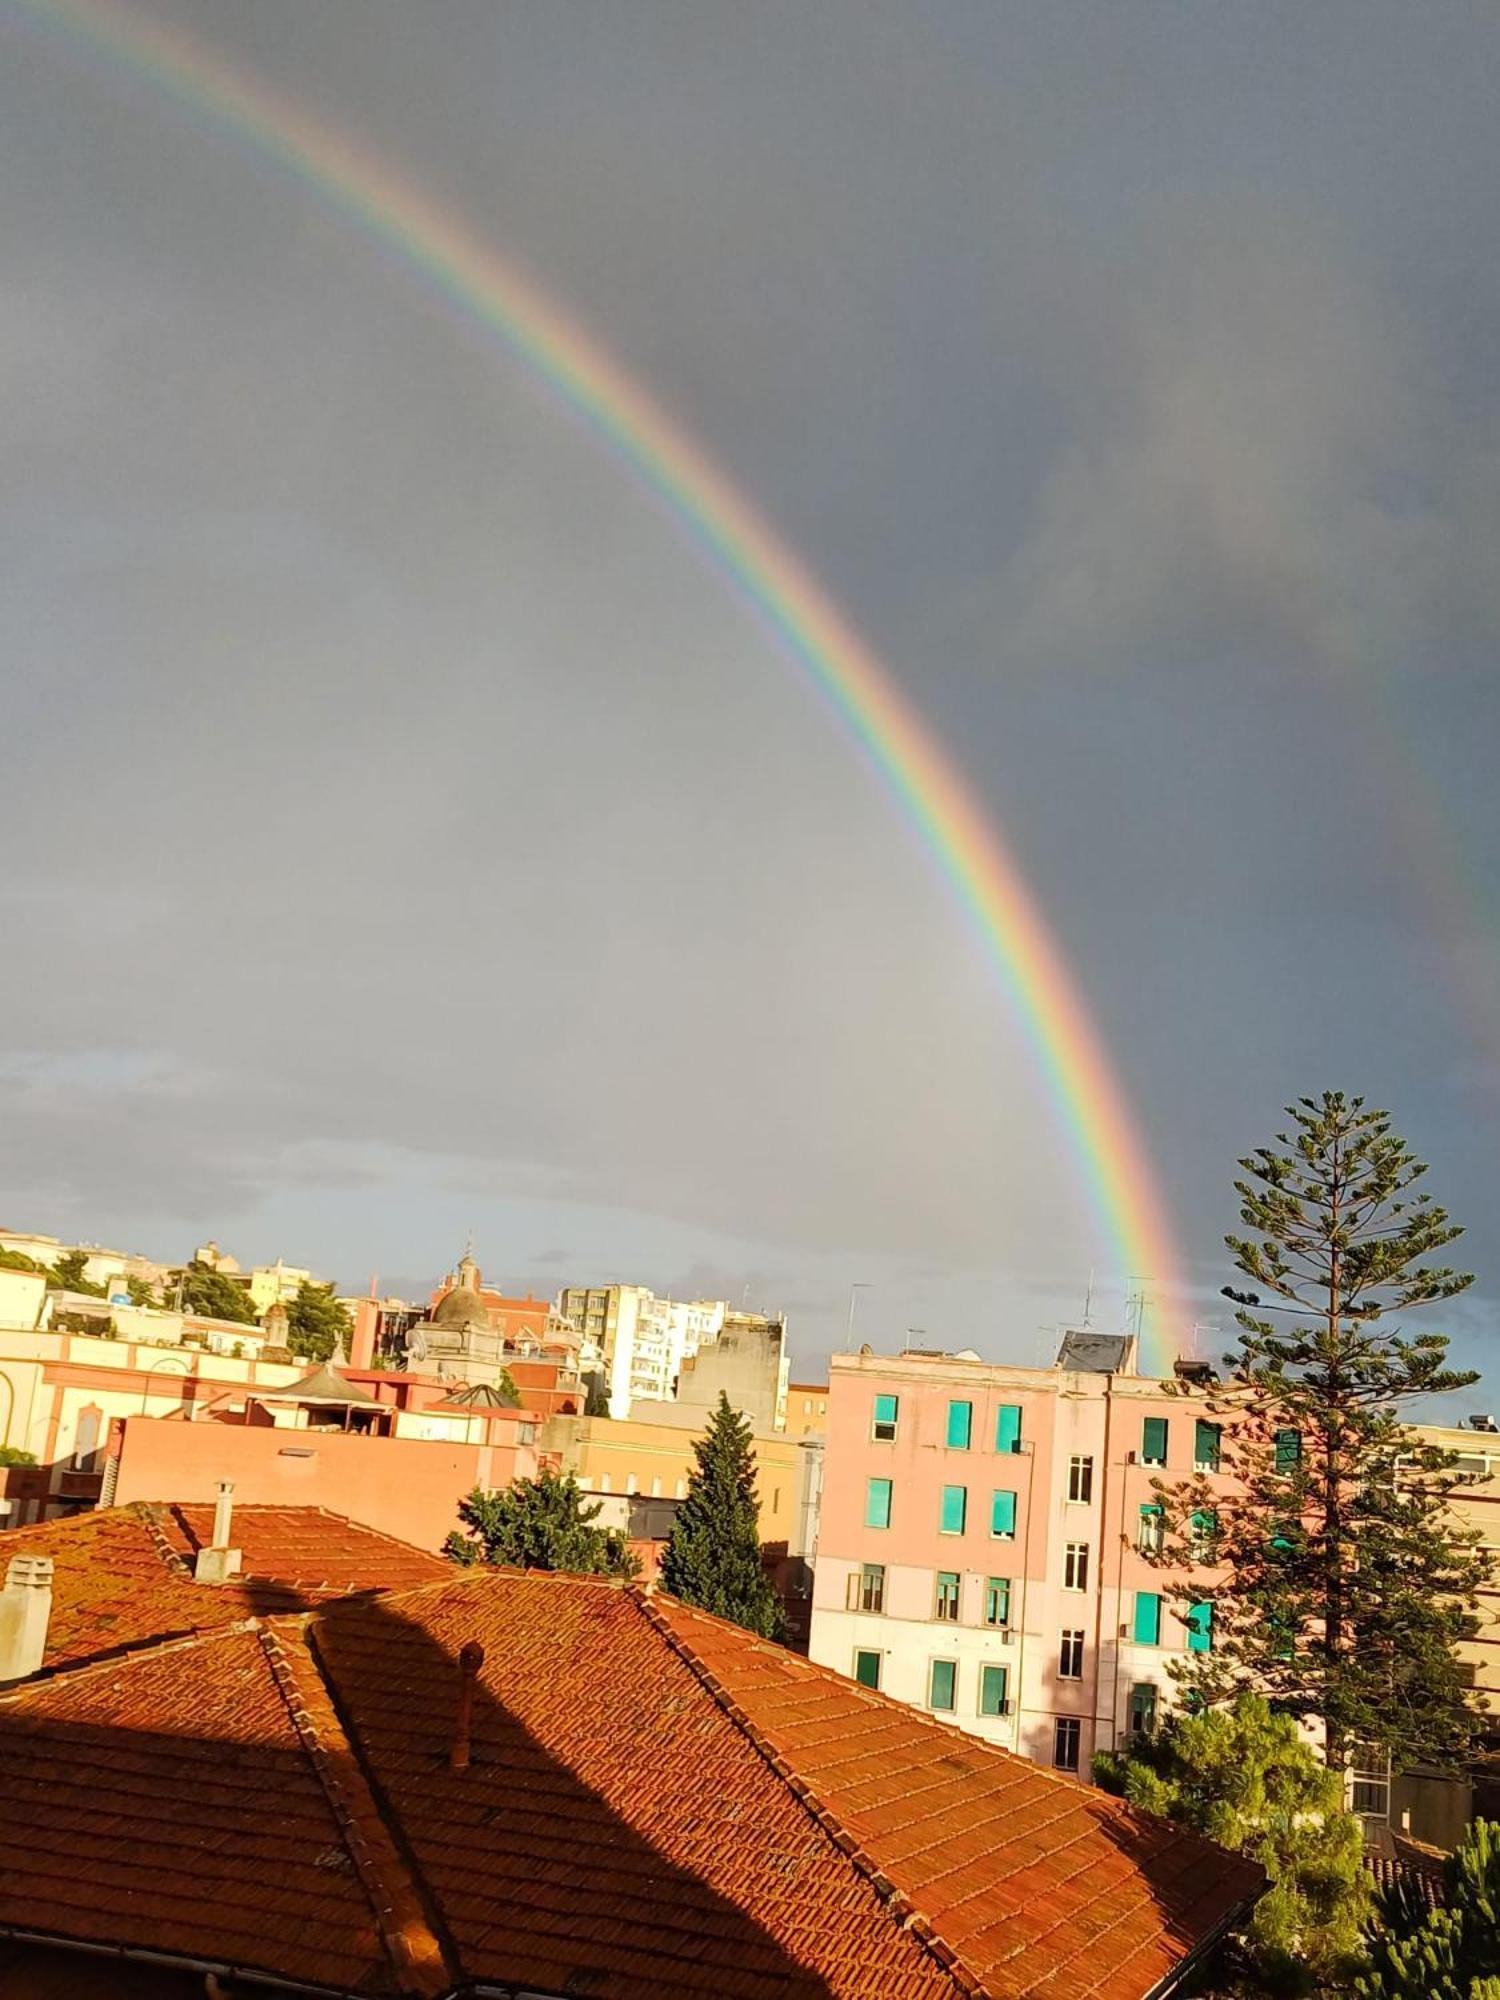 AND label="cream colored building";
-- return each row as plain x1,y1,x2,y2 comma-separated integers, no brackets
558,1285,728,1418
